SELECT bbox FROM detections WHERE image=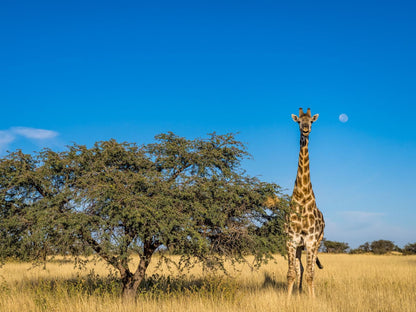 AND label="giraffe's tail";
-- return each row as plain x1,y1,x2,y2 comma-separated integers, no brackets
316,257,324,269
